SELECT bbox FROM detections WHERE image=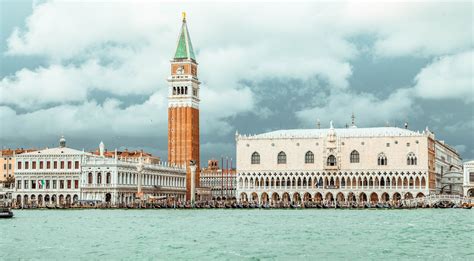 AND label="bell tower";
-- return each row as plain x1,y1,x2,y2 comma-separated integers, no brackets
168,12,200,200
